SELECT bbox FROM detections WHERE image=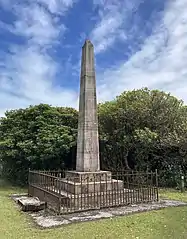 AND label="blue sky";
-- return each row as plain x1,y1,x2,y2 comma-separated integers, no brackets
0,0,187,116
